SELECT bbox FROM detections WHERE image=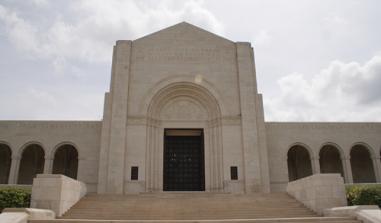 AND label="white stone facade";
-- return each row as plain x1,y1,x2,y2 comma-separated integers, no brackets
0,22,380,194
